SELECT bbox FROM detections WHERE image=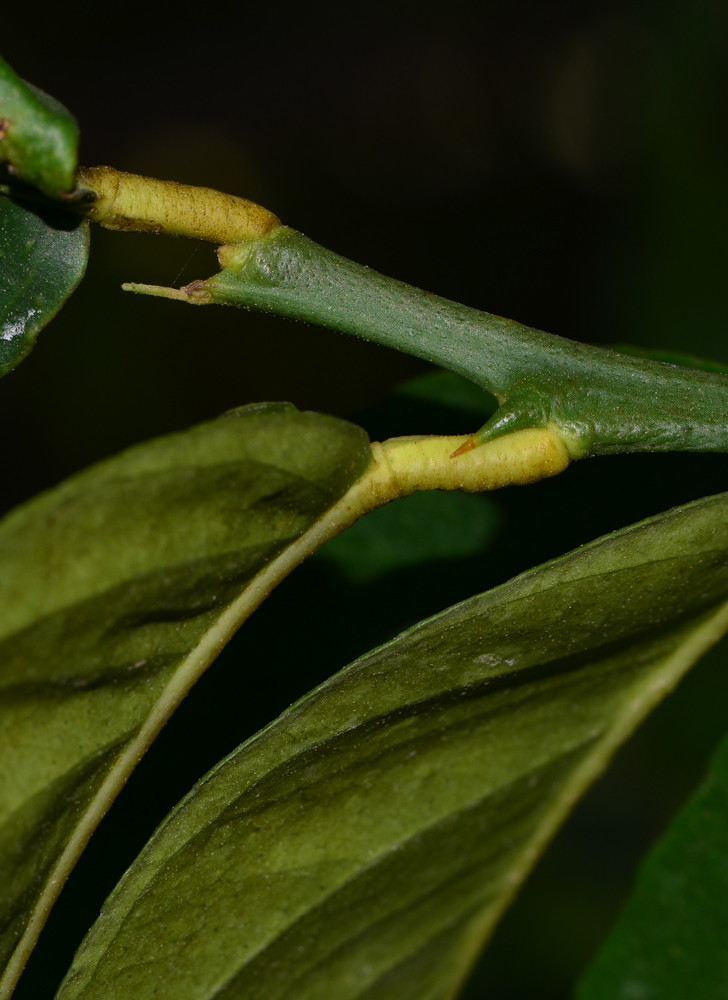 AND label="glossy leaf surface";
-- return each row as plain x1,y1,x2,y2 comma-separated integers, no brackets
0,195,88,375
0,55,78,196
577,733,728,1000
57,492,728,1000
0,403,370,998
